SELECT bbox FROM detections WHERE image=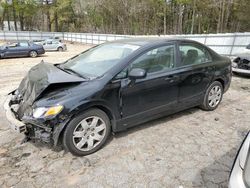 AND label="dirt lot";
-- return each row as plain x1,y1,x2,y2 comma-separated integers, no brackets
0,43,250,188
